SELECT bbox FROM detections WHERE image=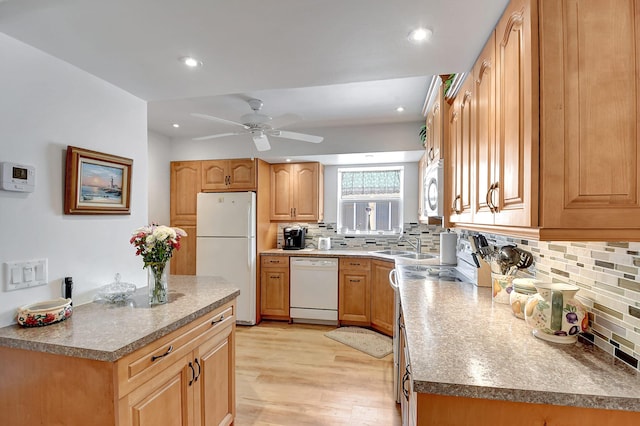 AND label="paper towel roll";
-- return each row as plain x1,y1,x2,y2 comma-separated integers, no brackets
440,232,458,265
